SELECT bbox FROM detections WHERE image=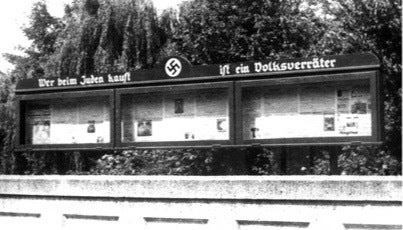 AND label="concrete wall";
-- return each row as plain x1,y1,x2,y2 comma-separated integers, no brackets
0,176,401,230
